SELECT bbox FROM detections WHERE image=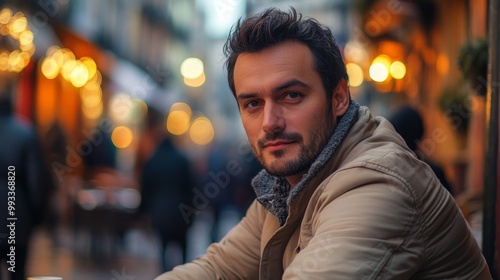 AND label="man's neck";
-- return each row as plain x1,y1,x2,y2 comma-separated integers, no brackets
286,172,306,187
